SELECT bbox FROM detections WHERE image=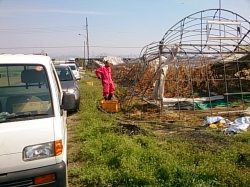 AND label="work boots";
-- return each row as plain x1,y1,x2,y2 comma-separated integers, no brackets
107,94,113,100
